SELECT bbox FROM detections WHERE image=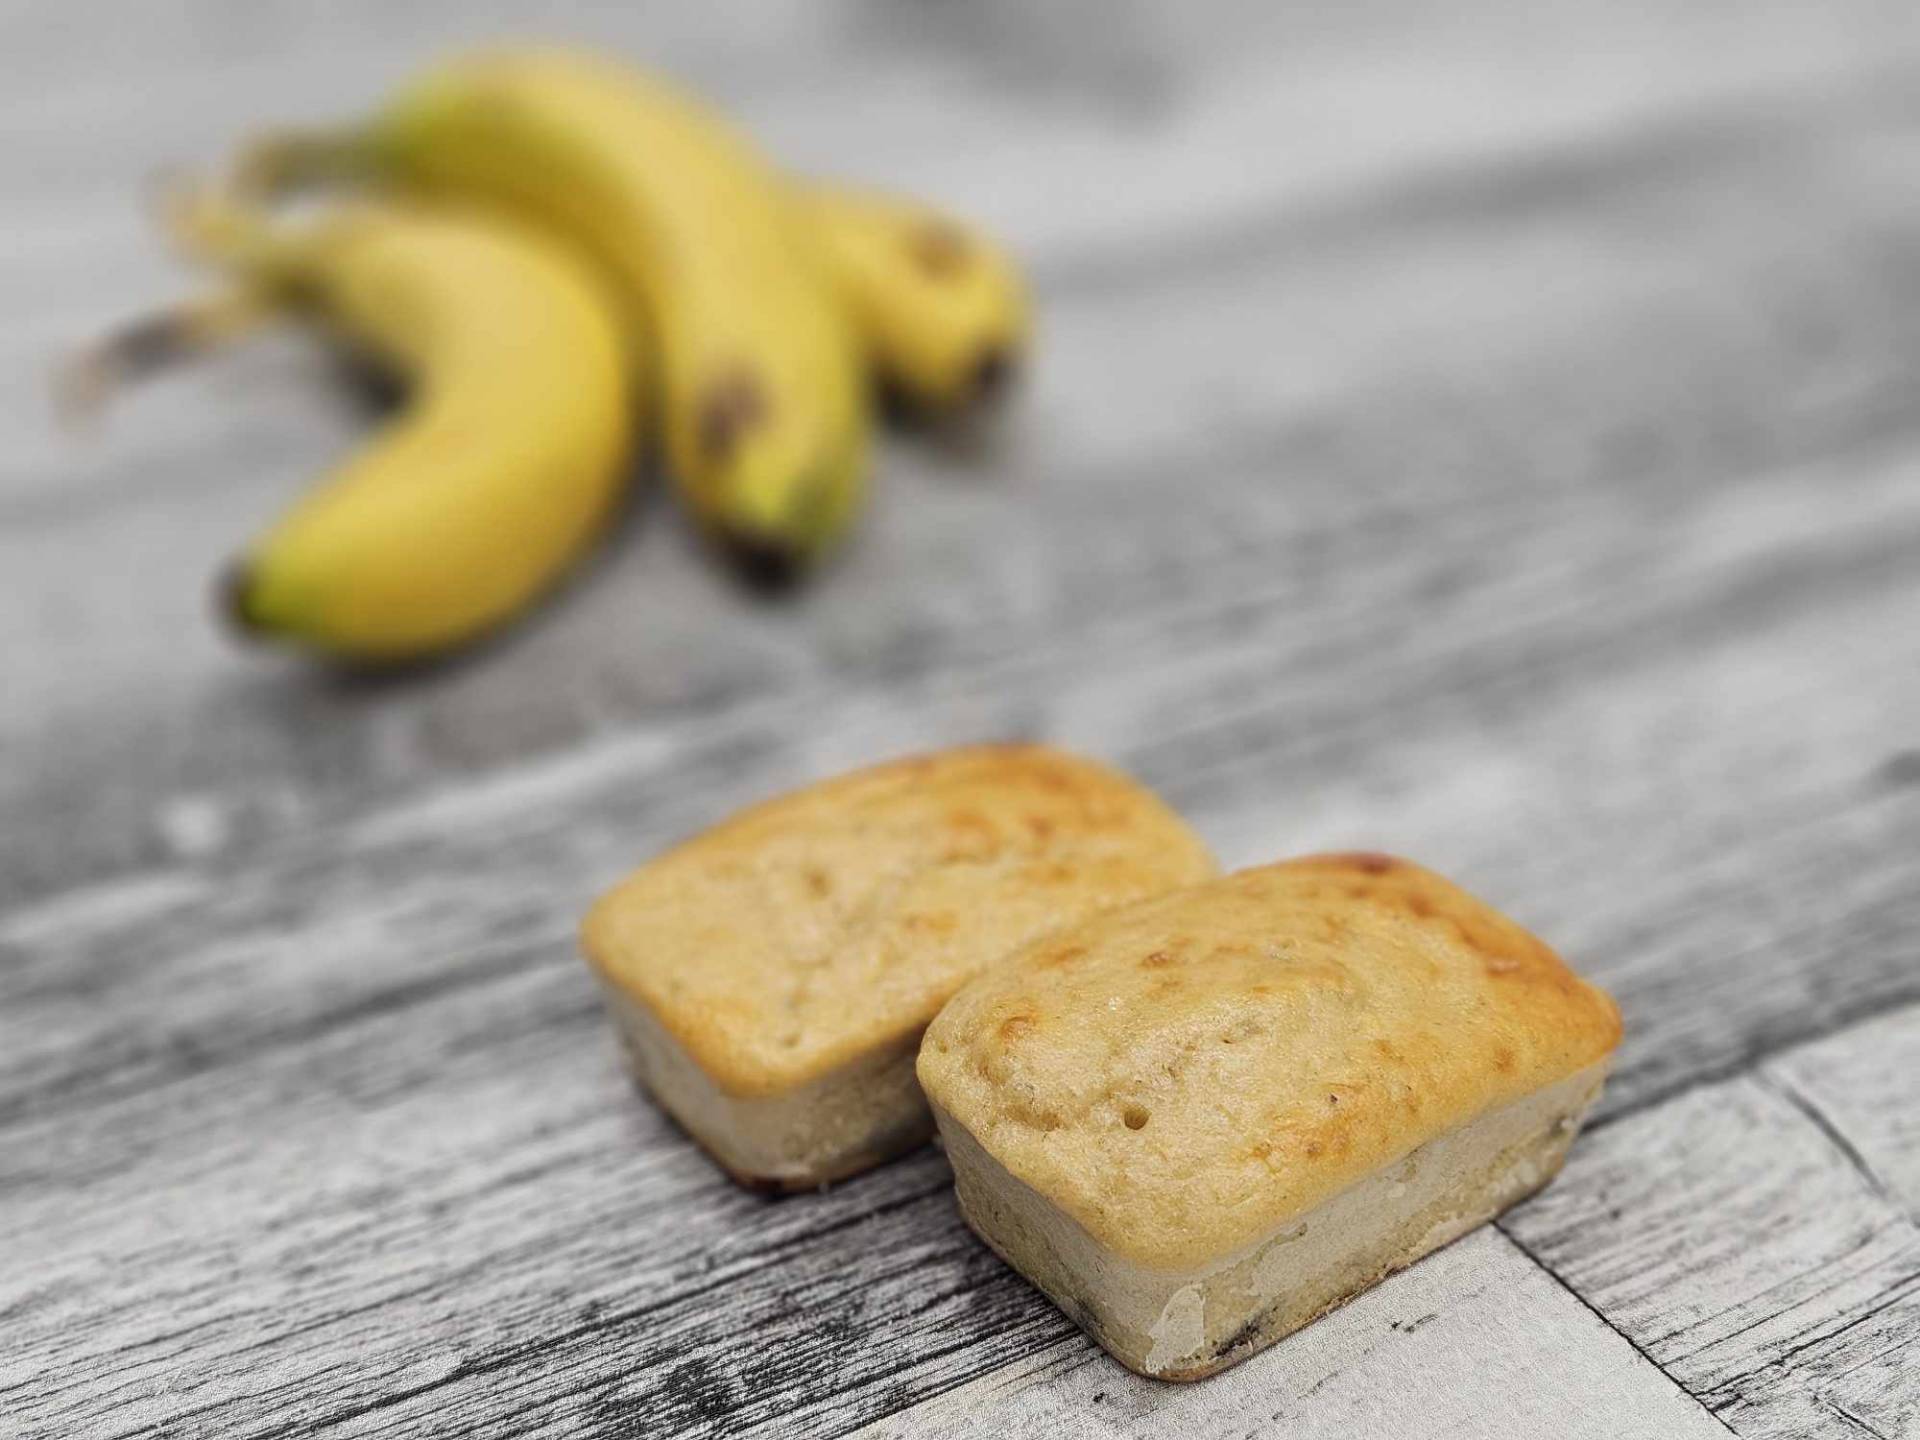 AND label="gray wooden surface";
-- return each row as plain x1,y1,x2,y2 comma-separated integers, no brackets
4,2,1918,1436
